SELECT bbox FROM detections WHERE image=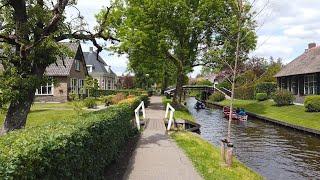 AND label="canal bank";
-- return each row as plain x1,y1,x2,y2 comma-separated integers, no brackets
206,100,320,136
186,97,320,179
162,97,262,180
